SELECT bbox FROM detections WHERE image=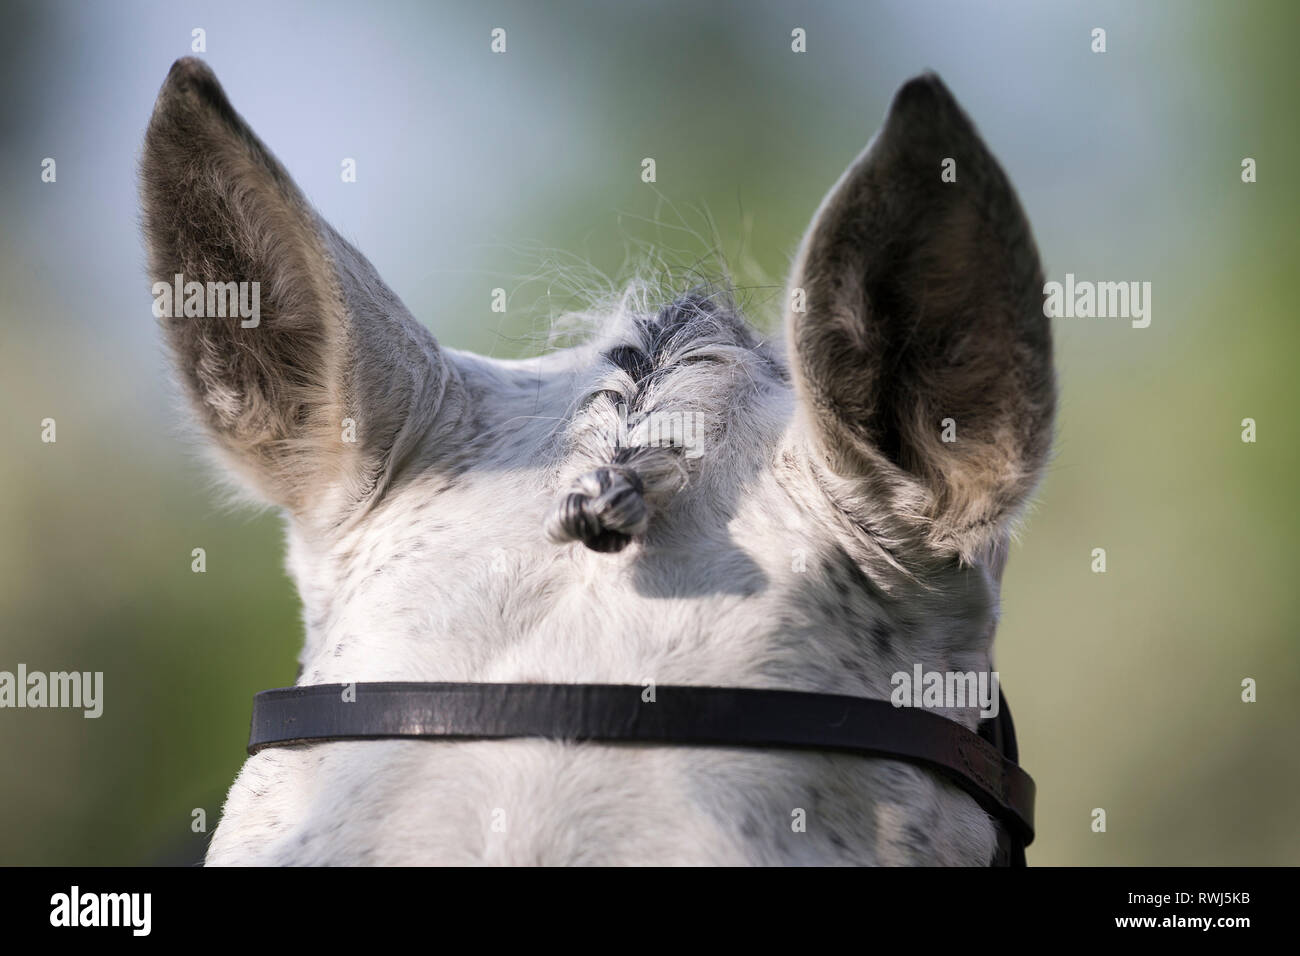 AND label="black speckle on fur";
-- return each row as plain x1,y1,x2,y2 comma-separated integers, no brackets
824,546,886,602
869,620,895,656
904,824,932,852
